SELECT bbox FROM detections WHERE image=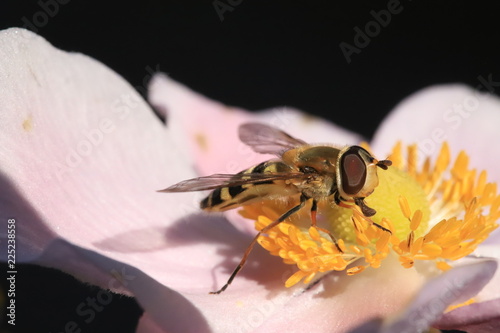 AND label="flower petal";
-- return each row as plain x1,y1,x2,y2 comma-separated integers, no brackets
434,298,500,333
349,260,497,333
39,239,211,332
0,28,221,291
250,256,424,333
127,255,425,333
468,245,500,301
148,74,363,177
136,313,167,333
371,85,500,184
